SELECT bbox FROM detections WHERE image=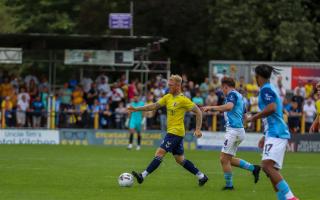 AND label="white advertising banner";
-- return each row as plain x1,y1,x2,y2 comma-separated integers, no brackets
0,47,22,64
64,50,134,66
0,129,59,144
197,131,262,151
